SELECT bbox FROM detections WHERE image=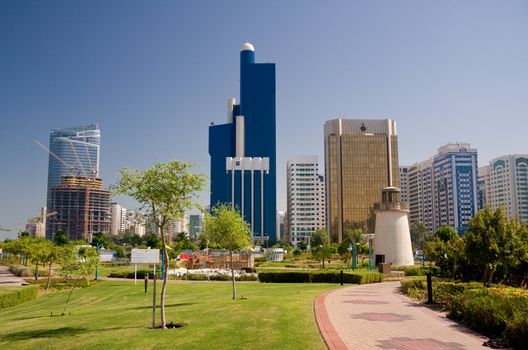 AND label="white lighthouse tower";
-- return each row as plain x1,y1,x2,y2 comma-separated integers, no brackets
373,187,414,266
